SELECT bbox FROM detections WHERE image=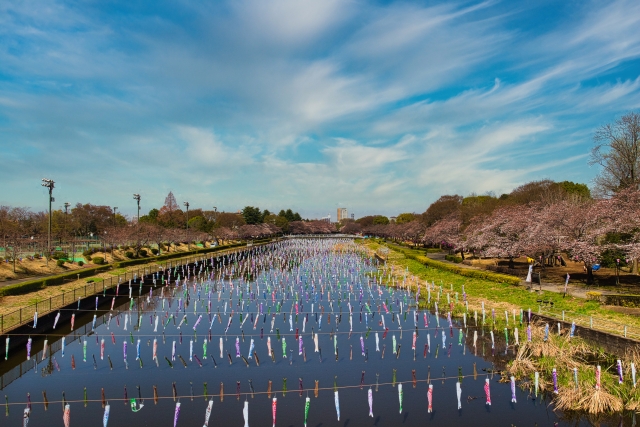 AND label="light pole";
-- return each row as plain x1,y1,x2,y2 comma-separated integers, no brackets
41,178,55,266
184,201,190,250
212,206,218,246
133,194,141,222
113,207,118,226
64,202,70,260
